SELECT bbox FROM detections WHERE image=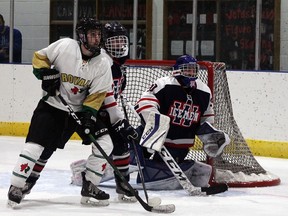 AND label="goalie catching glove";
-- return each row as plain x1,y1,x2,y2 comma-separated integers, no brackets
40,68,61,96
196,122,230,157
112,119,140,143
